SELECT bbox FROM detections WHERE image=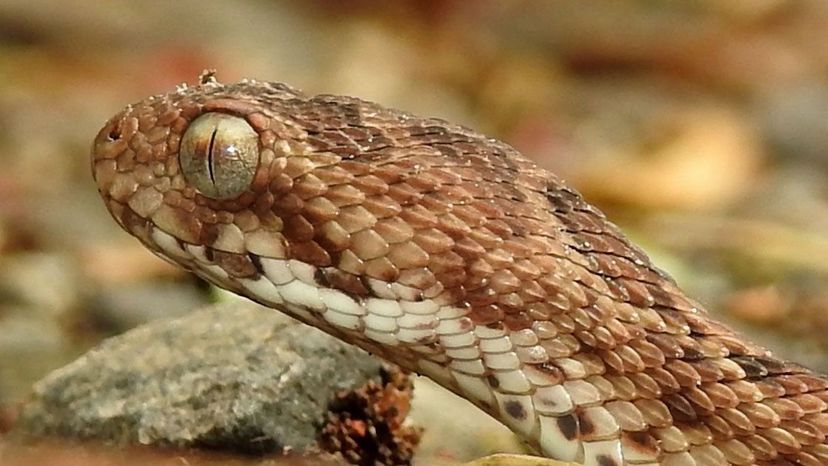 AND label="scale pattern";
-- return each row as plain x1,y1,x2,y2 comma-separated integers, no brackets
91,75,828,466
